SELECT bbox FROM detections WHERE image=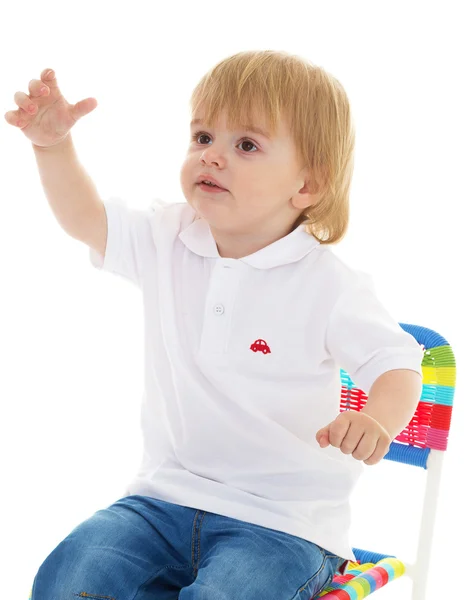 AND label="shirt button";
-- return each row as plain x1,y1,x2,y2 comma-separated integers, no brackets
213,304,225,315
